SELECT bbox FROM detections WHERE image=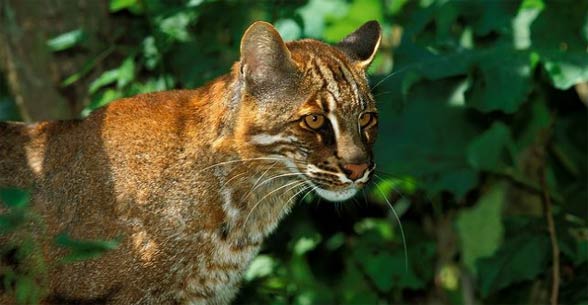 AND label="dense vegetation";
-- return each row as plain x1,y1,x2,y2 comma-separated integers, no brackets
1,0,586,304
